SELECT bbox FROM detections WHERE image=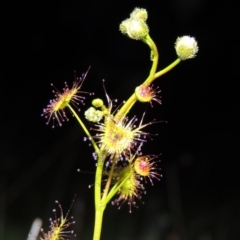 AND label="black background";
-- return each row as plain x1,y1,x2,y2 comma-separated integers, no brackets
1,0,239,239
